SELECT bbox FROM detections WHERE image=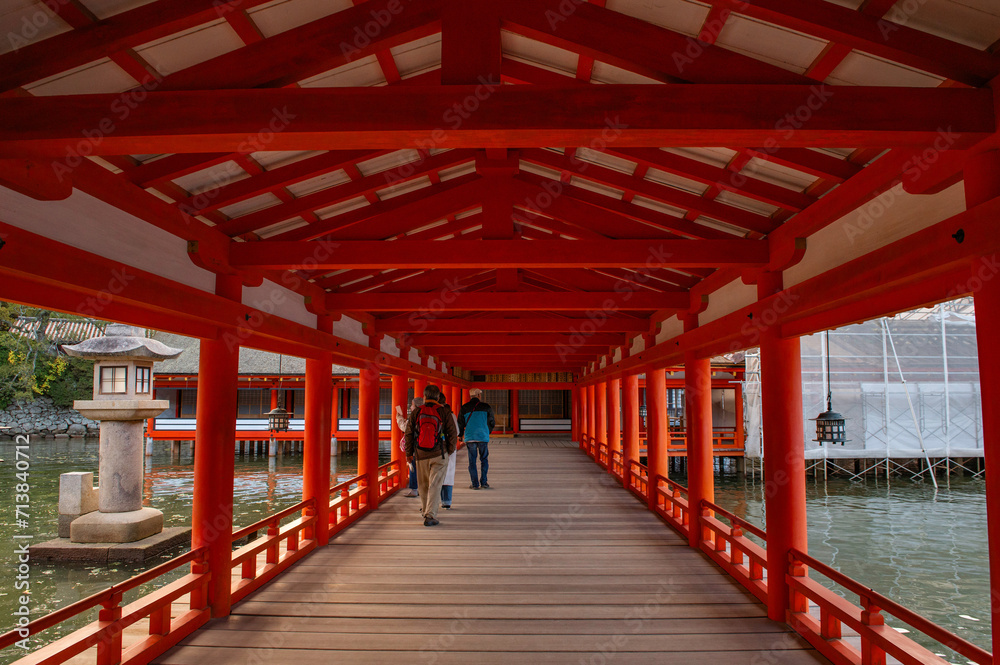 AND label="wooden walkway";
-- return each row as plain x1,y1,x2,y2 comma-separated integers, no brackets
156,438,828,665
